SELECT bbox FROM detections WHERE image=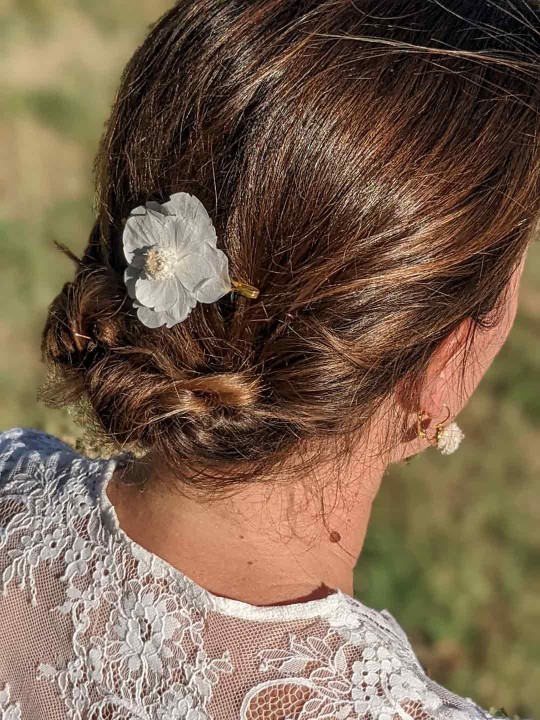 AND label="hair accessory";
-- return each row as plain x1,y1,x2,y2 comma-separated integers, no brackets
416,404,464,455
122,192,259,329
